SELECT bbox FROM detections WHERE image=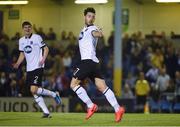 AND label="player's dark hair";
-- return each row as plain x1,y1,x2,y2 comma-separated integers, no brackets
84,7,96,16
22,21,32,28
